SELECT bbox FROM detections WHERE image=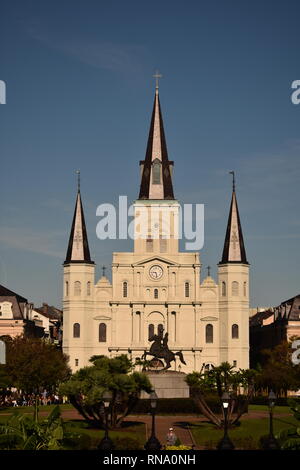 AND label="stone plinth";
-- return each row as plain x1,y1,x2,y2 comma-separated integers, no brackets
141,371,189,399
